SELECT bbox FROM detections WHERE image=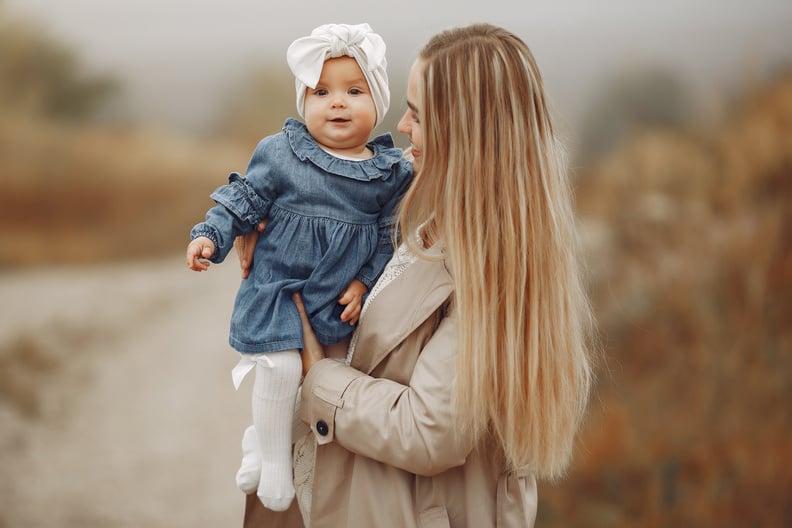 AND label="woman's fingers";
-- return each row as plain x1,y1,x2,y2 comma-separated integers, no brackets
292,292,326,375
235,222,266,279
